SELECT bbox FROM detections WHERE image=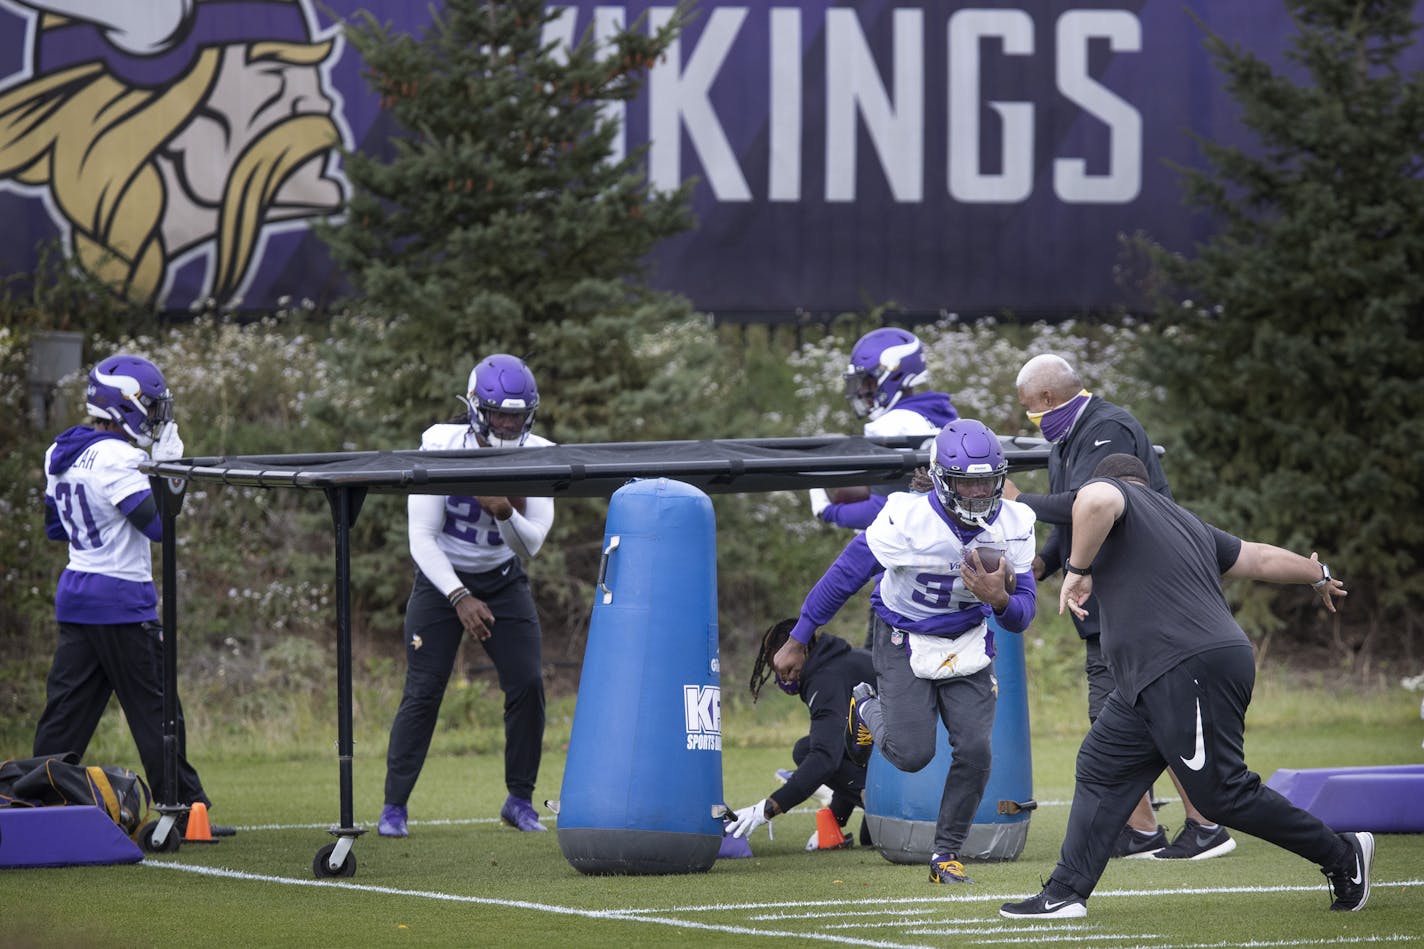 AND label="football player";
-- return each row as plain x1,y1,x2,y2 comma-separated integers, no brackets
809,327,958,529
776,420,1037,885
36,354,233,834
379,354,555,837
